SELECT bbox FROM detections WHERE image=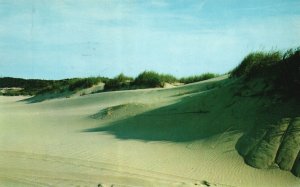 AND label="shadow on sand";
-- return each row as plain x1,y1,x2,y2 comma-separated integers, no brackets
83,81,255,142
83,77,300,144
